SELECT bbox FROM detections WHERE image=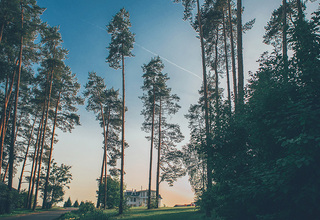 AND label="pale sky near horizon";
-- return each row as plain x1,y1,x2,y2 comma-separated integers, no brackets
13,0,318,207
